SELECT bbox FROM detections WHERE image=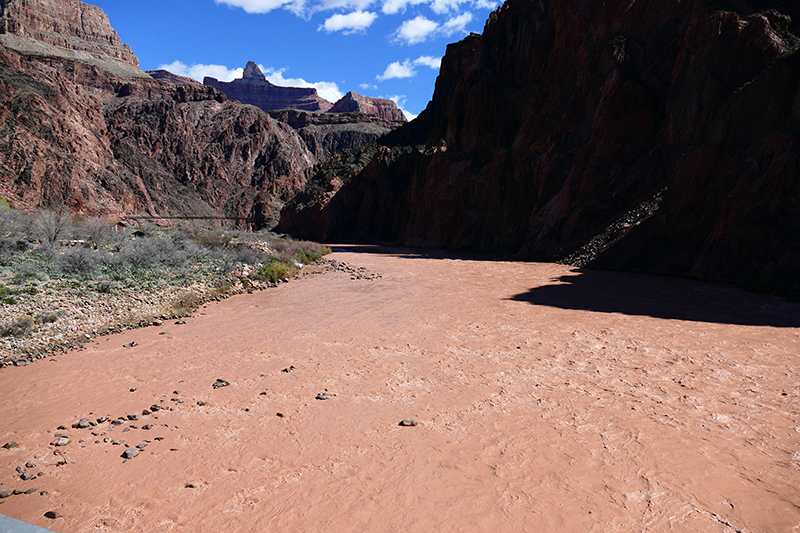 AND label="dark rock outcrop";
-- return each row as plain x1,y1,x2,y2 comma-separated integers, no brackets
204,61,333,113
281,0,800,297
328,91,406,122
269,109,404,161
